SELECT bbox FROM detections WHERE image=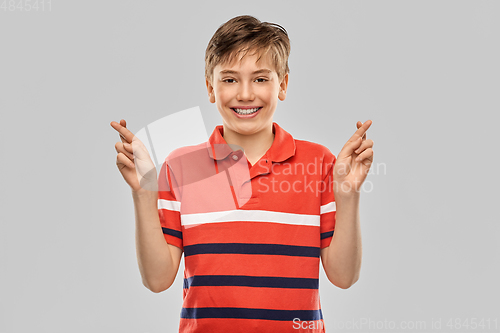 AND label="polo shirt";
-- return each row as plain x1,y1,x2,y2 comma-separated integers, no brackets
157,122,337,333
